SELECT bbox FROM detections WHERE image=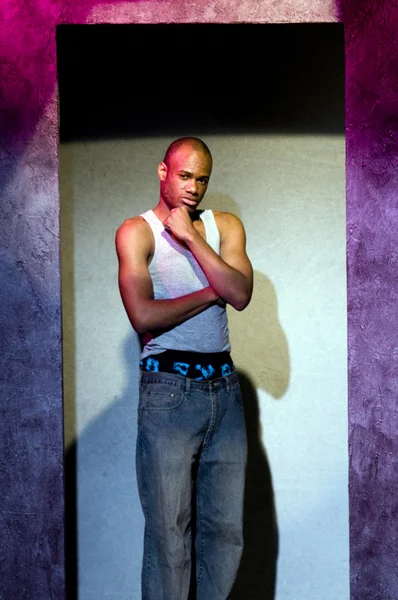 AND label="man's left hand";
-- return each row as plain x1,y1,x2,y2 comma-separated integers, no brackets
163,207,197,243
